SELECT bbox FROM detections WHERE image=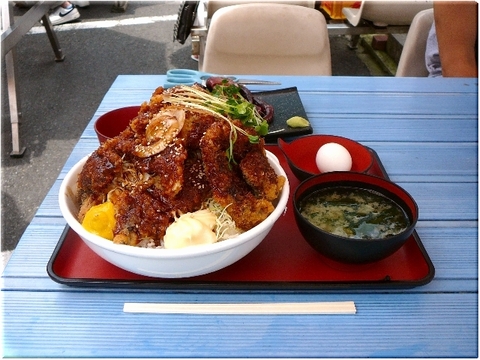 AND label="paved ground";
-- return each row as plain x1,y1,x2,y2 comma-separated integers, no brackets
1,1,378,268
